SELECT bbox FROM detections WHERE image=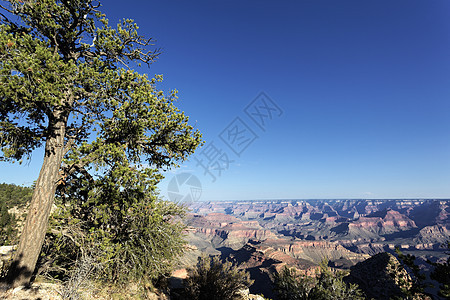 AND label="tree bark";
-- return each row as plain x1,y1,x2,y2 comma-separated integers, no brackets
6,113,67,287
